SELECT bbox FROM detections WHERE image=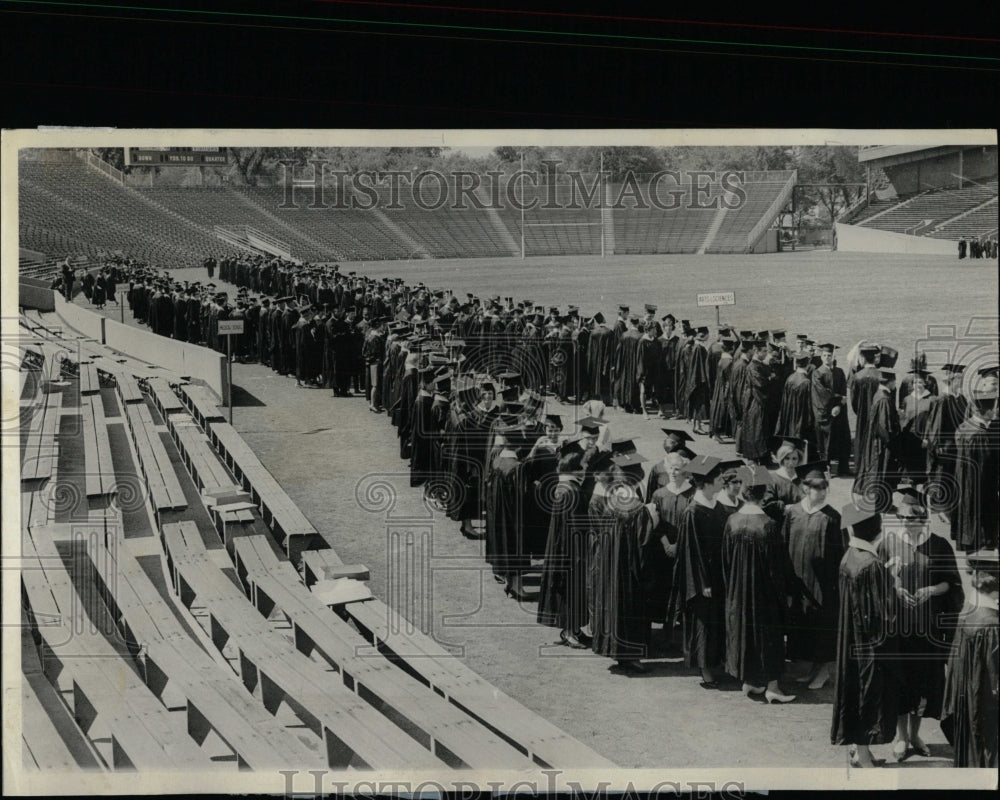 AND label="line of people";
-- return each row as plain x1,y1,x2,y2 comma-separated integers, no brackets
103,251,997,768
